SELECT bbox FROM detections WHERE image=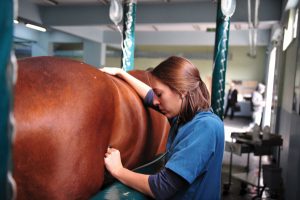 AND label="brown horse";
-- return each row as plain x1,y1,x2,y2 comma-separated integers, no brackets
13,56,169,200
